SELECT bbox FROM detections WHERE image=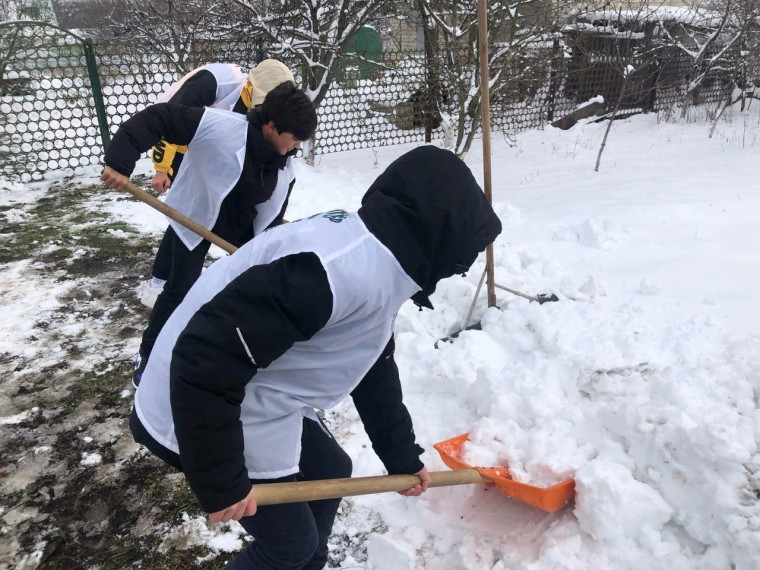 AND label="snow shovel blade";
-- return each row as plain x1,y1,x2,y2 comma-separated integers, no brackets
433,434,575,512
434,322,482,347
434,269,560,347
